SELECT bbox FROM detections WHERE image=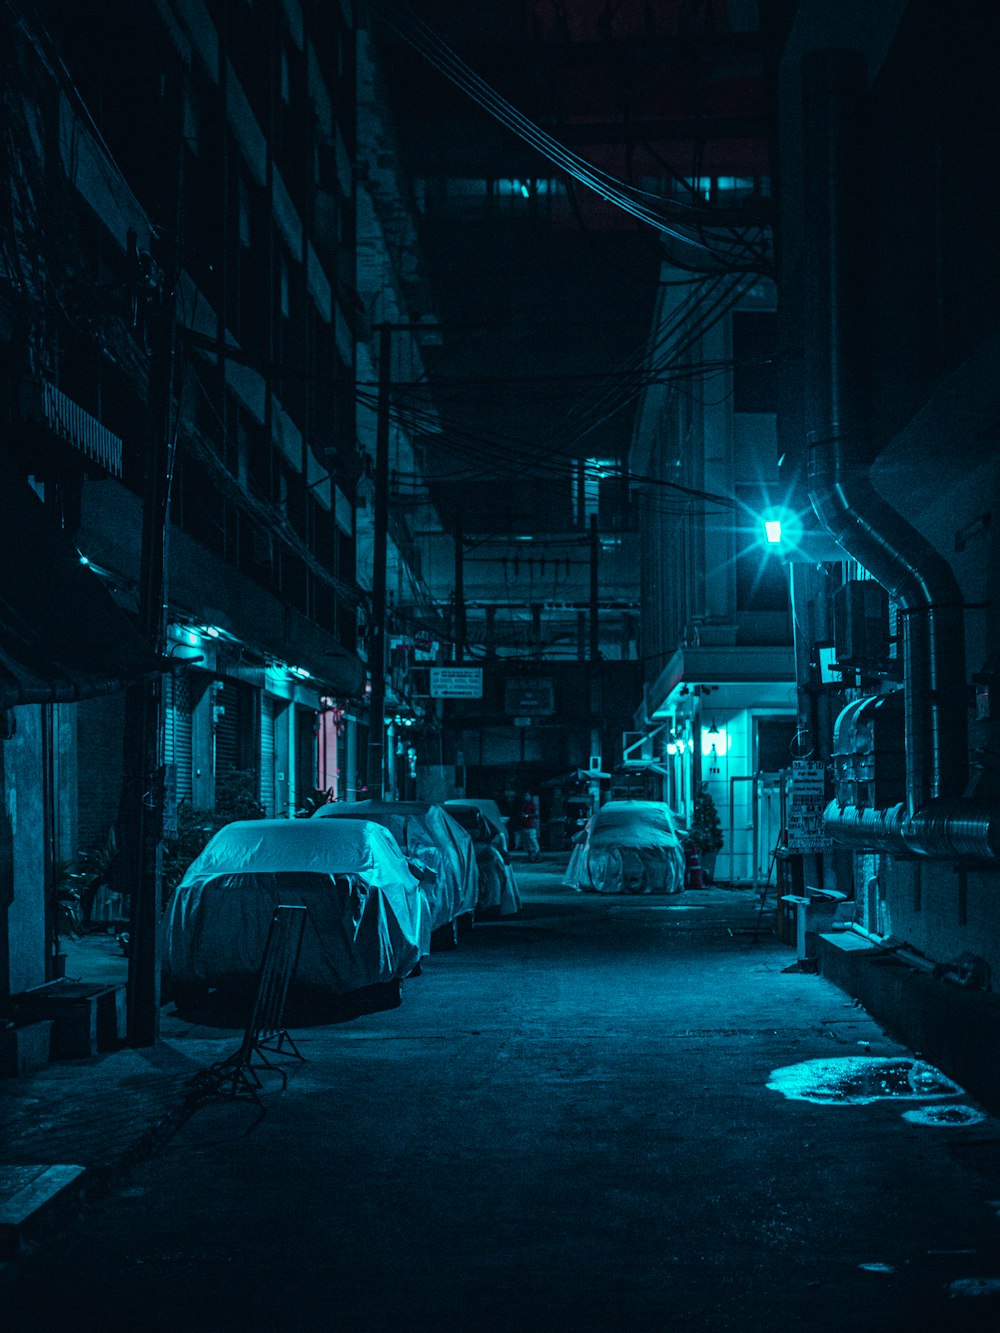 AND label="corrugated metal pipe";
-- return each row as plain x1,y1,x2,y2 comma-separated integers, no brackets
802,49,999,862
